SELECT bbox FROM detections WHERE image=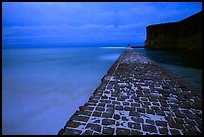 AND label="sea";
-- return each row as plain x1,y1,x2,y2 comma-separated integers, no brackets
2,46,202,135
